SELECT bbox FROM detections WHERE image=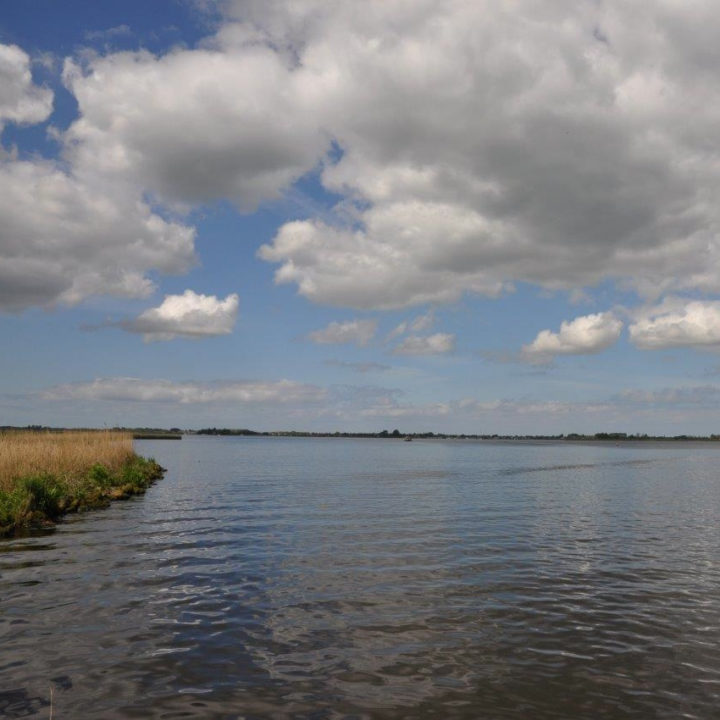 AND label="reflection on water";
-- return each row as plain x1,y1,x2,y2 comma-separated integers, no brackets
2,437,720,718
